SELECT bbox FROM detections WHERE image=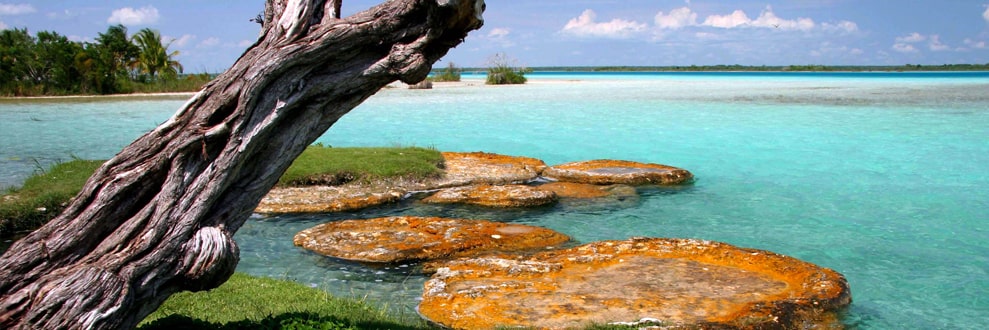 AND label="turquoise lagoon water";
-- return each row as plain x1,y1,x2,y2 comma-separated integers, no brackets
1,72,988,328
